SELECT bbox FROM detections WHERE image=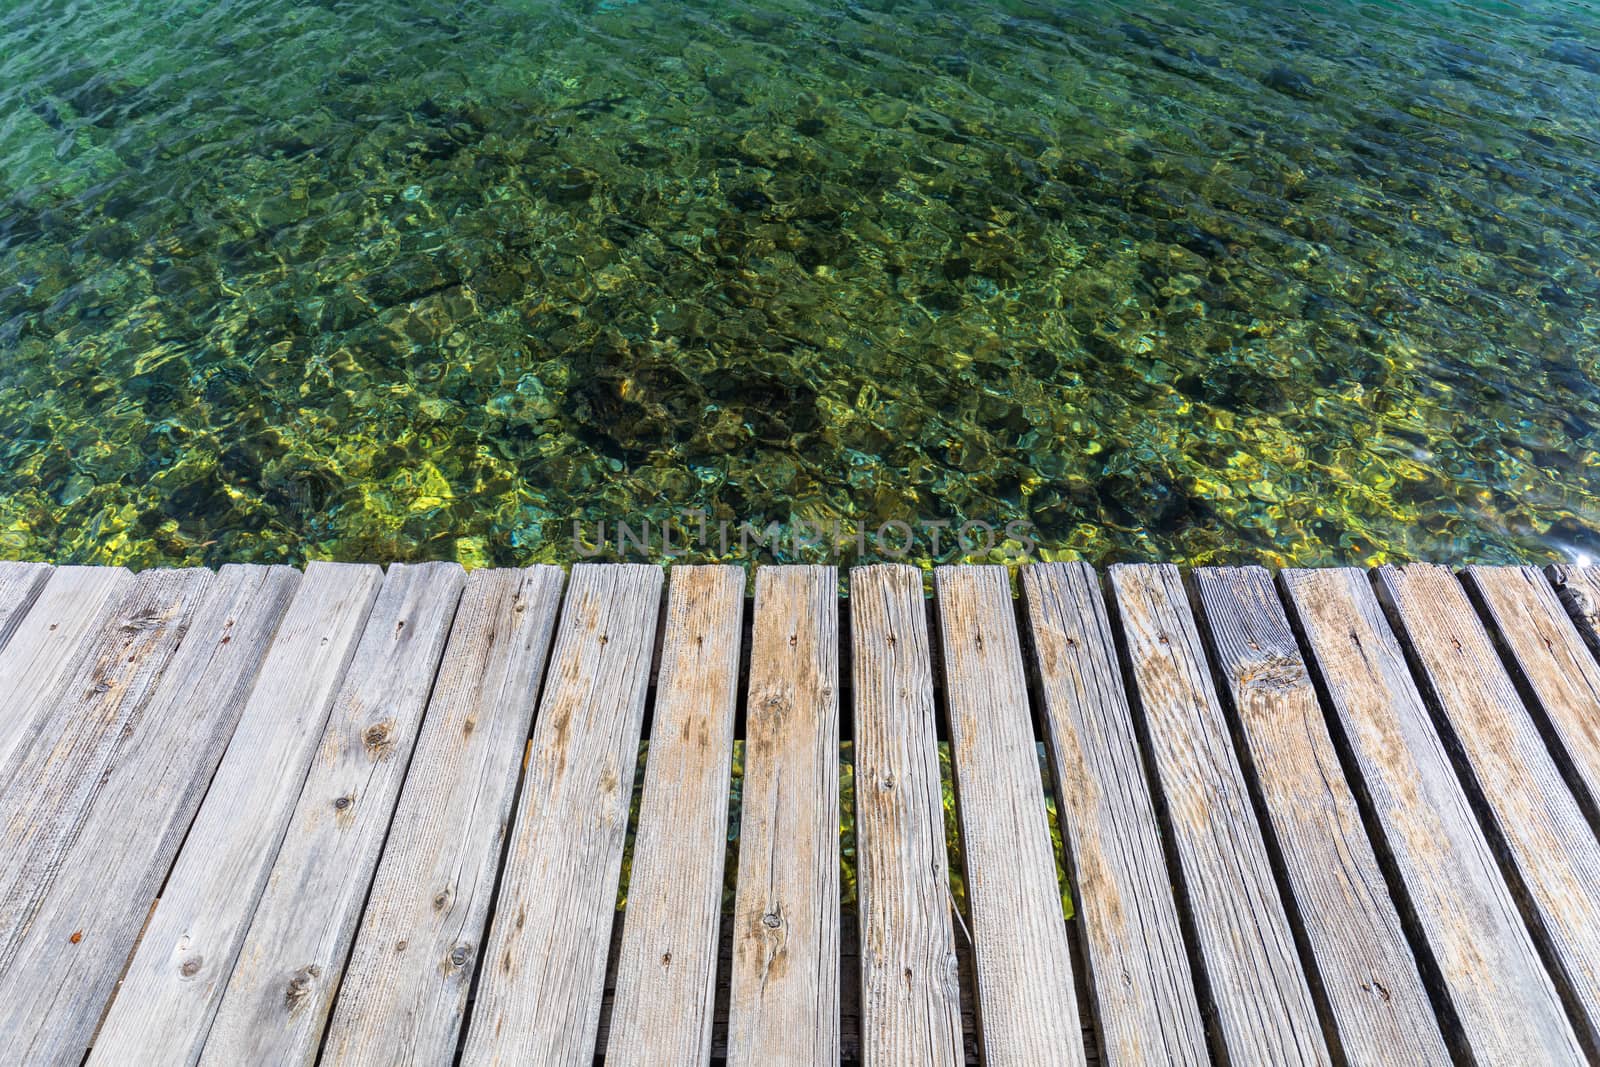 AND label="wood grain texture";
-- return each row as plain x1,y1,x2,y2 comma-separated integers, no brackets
849,564,963,1067
600,890,982,1064
198,561,466,1066
608,565,746,1067
0,565,130,788
604,563,742,1062
1108,564,1330,1067
0,564,299,1066
1194,566,1449,1066
1547,563,1600,661
0,568,214,969
0,560,50,652
1282,567,1586,1065
1469,565,1600,816
1376,562,1600,1050
460,563,664,1067
320,566,565,1066
89,561,384,1067
726,565,842,1067
1021,562,1207,1067
934,565,1086,1067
